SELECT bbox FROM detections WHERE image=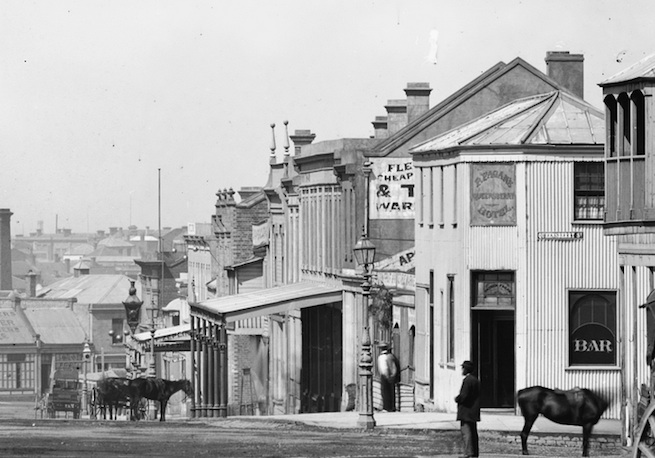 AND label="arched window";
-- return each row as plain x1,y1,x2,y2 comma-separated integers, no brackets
569,291,617,366
632,90,646,155
604,95,617,157
618,92,631,156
